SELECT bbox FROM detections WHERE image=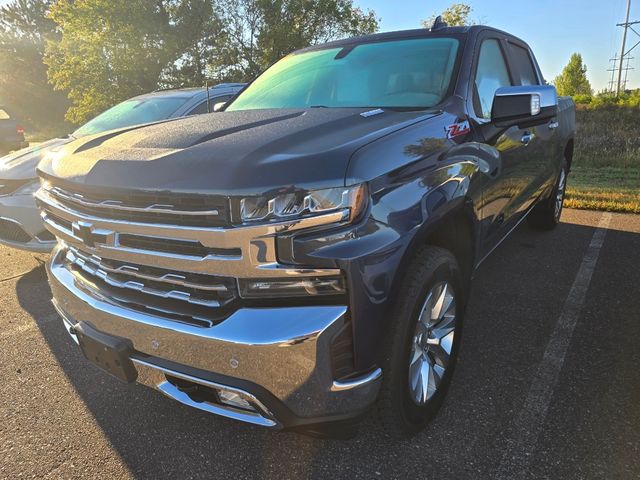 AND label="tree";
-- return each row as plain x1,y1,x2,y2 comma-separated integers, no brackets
554,53,592,97
45,0,175,124
45,0,379,123
422,3,473,28
161,0,225,88
0,0,69,136
212,0,380,81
